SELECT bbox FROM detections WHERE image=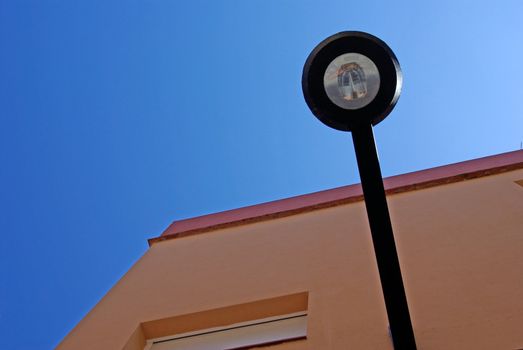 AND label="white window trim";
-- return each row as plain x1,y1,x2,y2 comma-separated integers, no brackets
144,311,307,350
